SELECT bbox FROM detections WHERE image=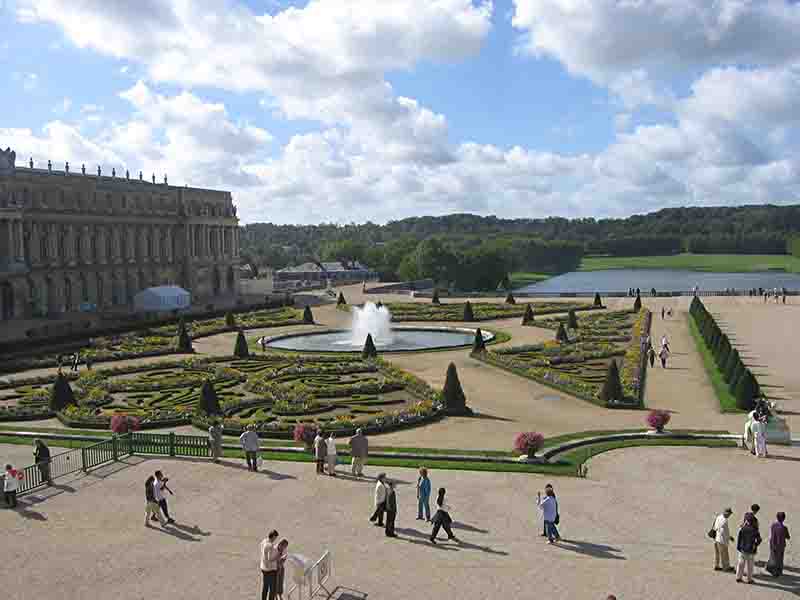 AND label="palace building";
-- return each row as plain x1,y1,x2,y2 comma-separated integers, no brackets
0,147,240,335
